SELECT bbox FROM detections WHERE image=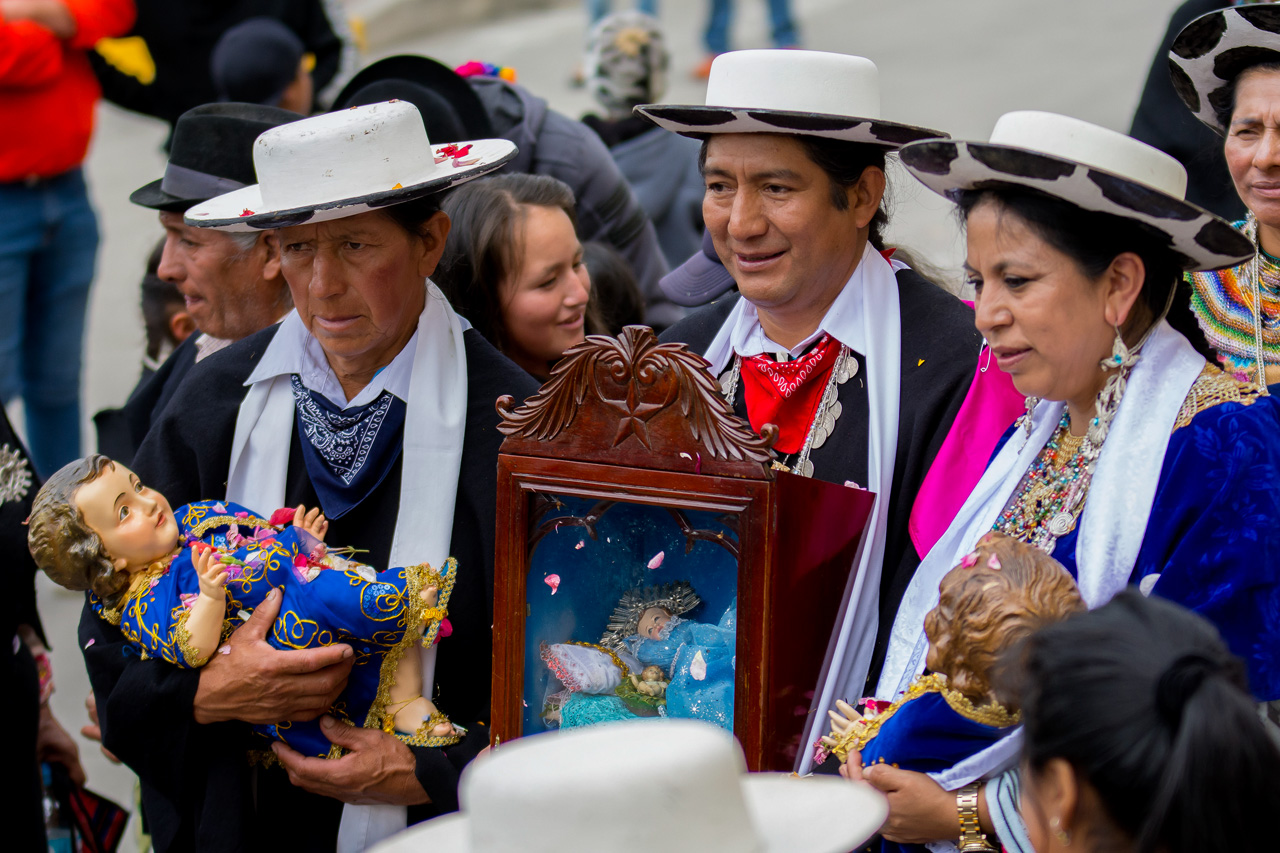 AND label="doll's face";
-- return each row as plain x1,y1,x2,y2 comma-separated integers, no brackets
641,665,665,682
74,461,179,573
638,607,672,640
